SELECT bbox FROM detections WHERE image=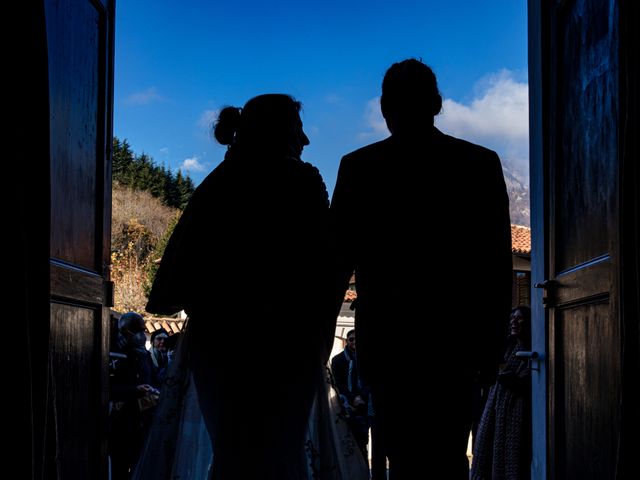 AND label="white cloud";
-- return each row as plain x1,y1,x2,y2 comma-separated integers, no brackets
159,147,169,154
358,97,389,141
436,70,529,168
357,70,529,173
307,125,320,136
198,109,219,131
180,156,207,173
125,87,166,105
325,93,341,105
